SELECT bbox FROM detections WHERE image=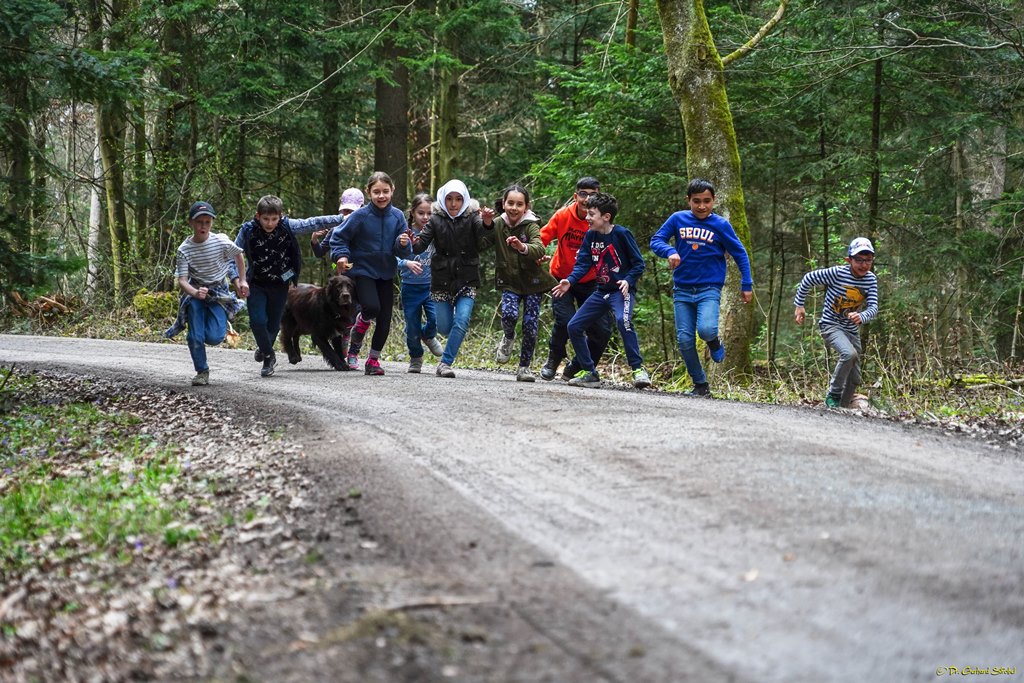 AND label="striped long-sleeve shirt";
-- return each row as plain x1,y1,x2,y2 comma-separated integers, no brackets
794,264,878,333
174,233,243,286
